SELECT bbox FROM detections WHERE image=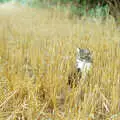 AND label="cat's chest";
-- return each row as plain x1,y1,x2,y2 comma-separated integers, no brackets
76,59,92,72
